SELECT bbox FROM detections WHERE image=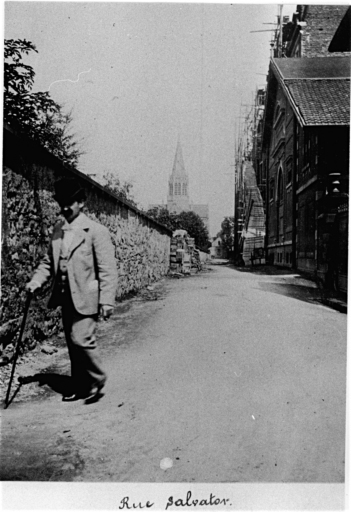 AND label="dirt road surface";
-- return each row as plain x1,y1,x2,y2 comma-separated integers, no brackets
1,263,347,490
